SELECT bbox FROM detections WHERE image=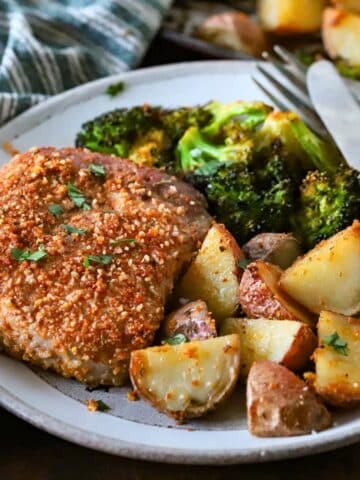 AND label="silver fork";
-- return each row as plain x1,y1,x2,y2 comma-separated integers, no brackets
252,45,328,137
